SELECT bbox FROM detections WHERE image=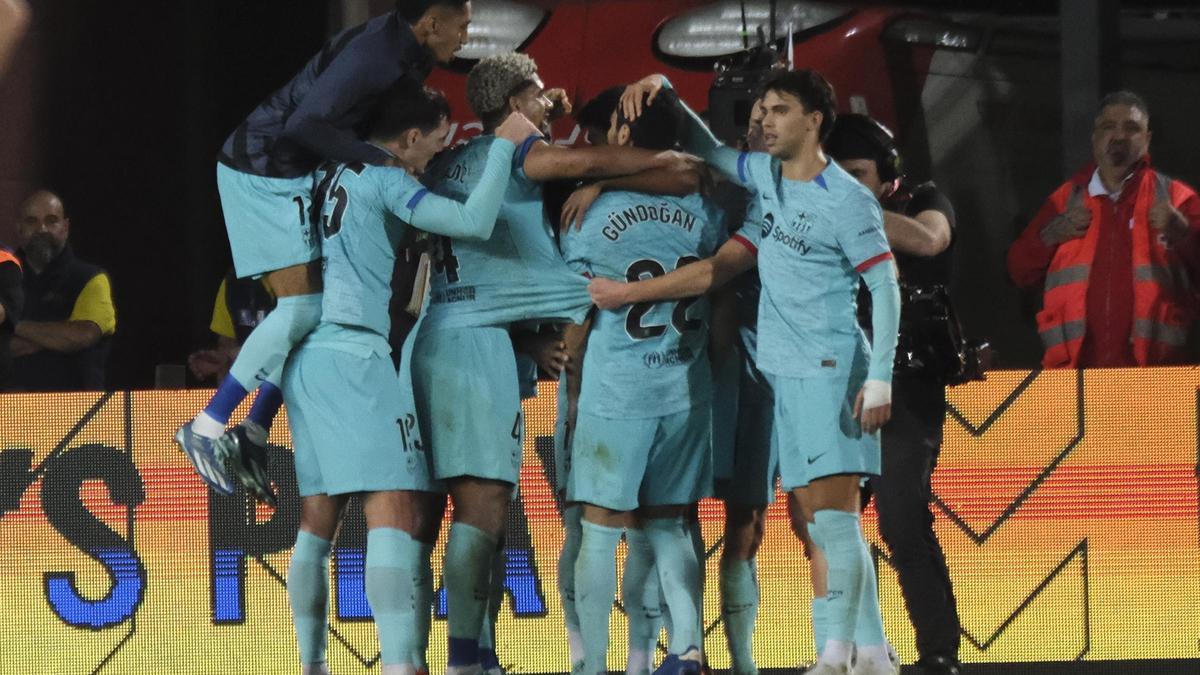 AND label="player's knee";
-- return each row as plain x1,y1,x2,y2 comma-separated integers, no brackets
298,495,343,540
722,505,766,560
449,478,512,536
582,503,626,528
265,260,323,297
